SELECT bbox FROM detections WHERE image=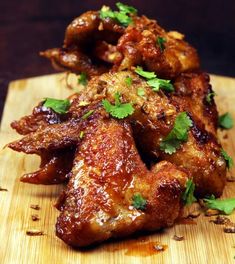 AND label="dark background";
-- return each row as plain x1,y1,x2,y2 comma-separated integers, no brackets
1,0,235,118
